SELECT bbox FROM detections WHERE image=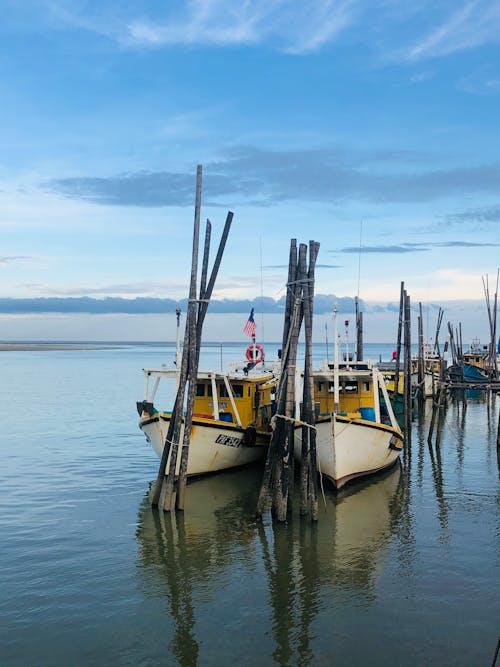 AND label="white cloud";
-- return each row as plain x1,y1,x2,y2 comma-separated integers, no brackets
405,1,500,61
127,0,357,53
